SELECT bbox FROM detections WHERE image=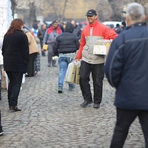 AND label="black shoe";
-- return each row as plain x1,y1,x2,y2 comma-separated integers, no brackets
52,64,57,67
48,63,51,67
42,53,46,56
9,106,21,112
69,85,75,91
58,86,63,93
93,103,100,109
80,100,92,108
25,74,33,77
